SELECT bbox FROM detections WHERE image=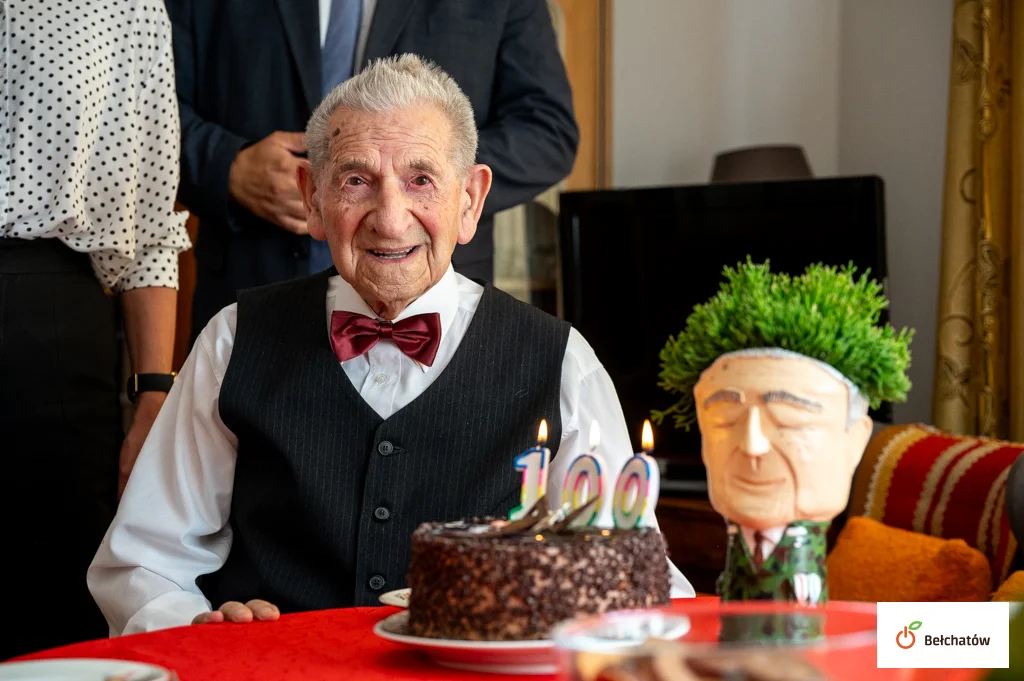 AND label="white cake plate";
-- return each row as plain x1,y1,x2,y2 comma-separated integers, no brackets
0,659,174,681
373,610,556,675
378,587,410,608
